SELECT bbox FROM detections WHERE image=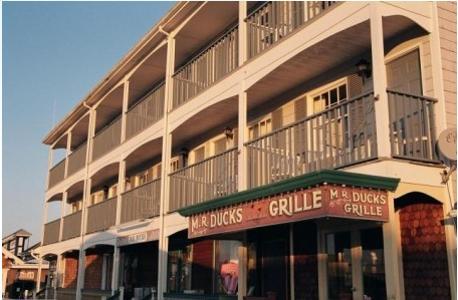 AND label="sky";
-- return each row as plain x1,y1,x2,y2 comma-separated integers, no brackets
3,1,175,244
